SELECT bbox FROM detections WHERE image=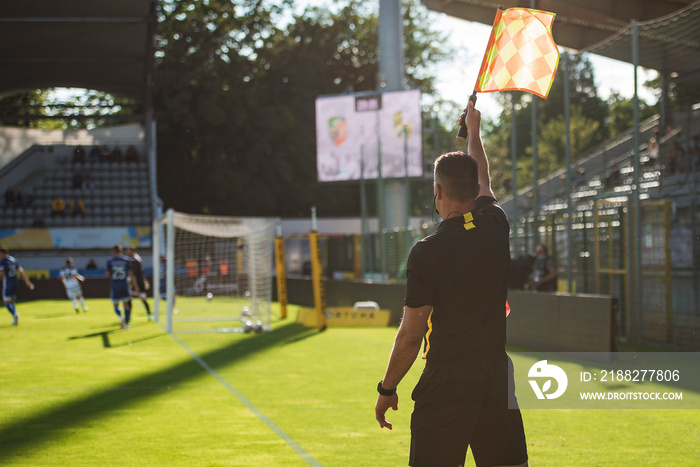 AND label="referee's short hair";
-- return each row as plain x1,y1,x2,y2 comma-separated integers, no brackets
434,151,479,202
